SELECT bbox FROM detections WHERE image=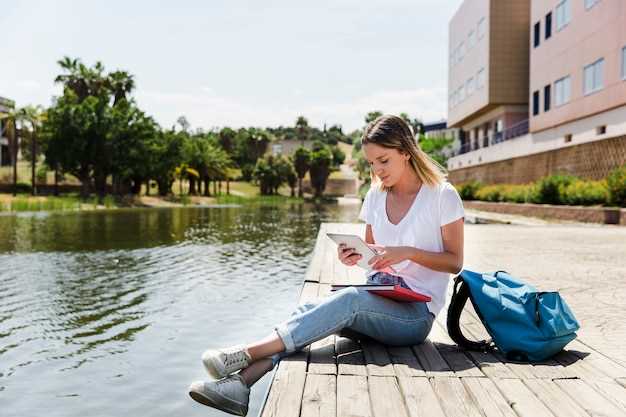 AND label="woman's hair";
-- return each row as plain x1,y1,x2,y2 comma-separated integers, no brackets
362,114,447,191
